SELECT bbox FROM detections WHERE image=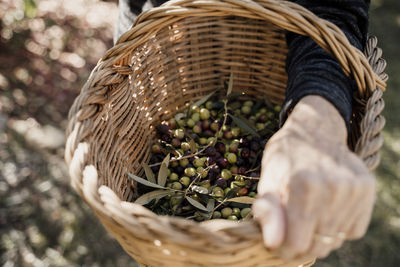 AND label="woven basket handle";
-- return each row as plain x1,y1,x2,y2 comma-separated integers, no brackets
110,0,386,98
